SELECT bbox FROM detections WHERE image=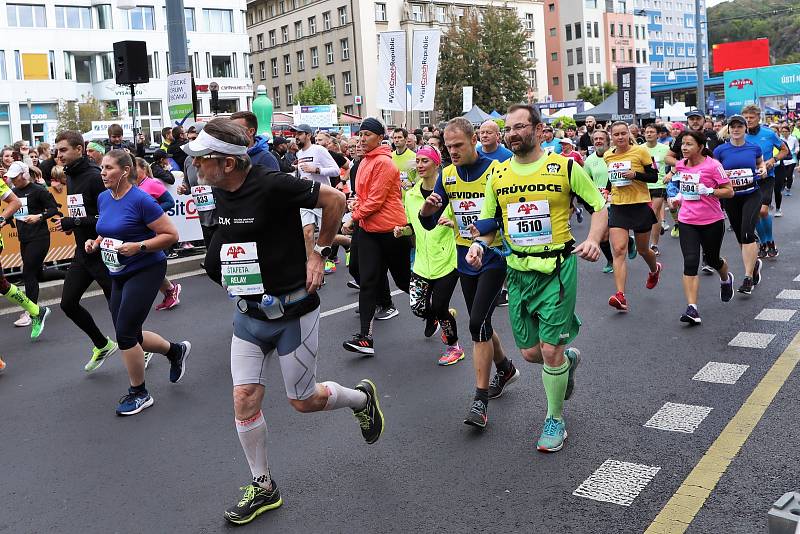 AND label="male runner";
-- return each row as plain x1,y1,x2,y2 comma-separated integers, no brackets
469,104,607,452
583,129,615,273
478,120,512,162
185,118,383,525
540,125,562,155
391,128,417,190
